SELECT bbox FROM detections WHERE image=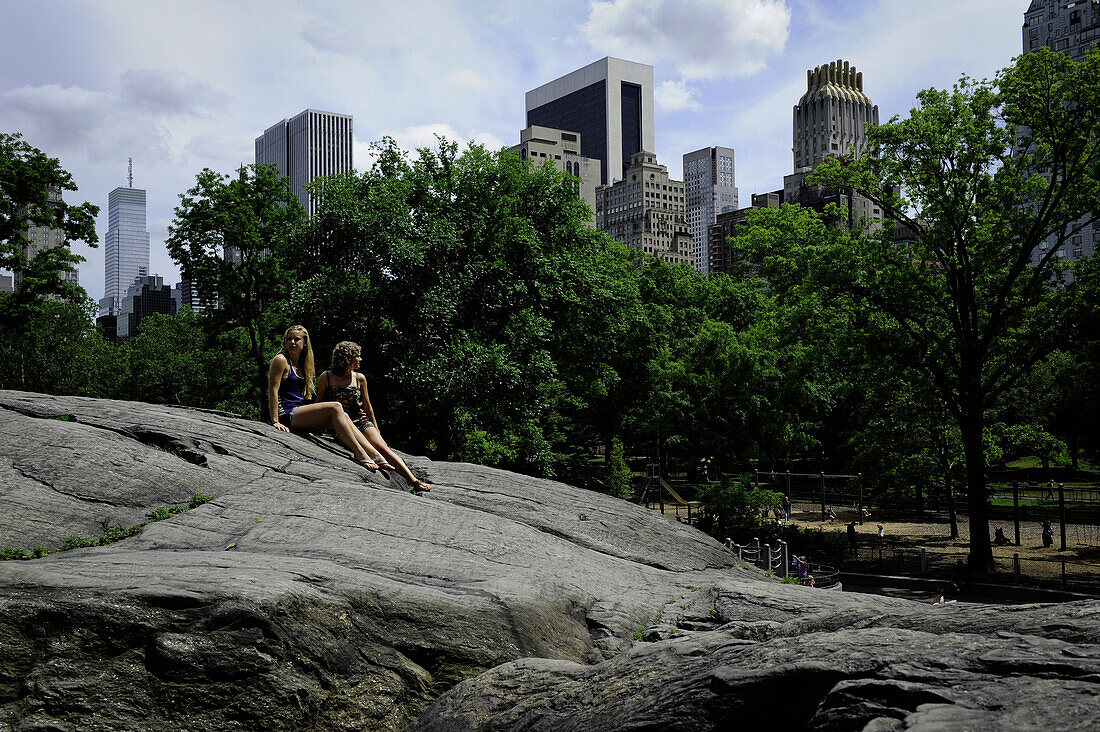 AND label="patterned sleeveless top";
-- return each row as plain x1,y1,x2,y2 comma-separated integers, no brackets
323,371,374,431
